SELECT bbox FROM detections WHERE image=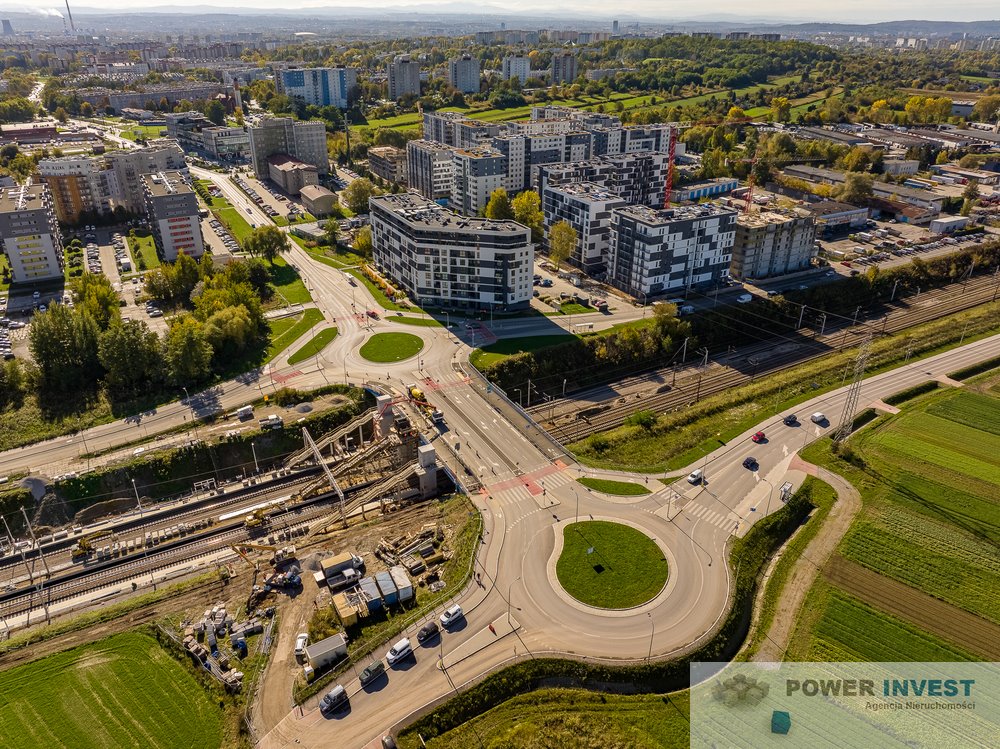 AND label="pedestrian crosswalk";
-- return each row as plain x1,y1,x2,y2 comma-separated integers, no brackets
484,466,575,508
682,501,740,532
